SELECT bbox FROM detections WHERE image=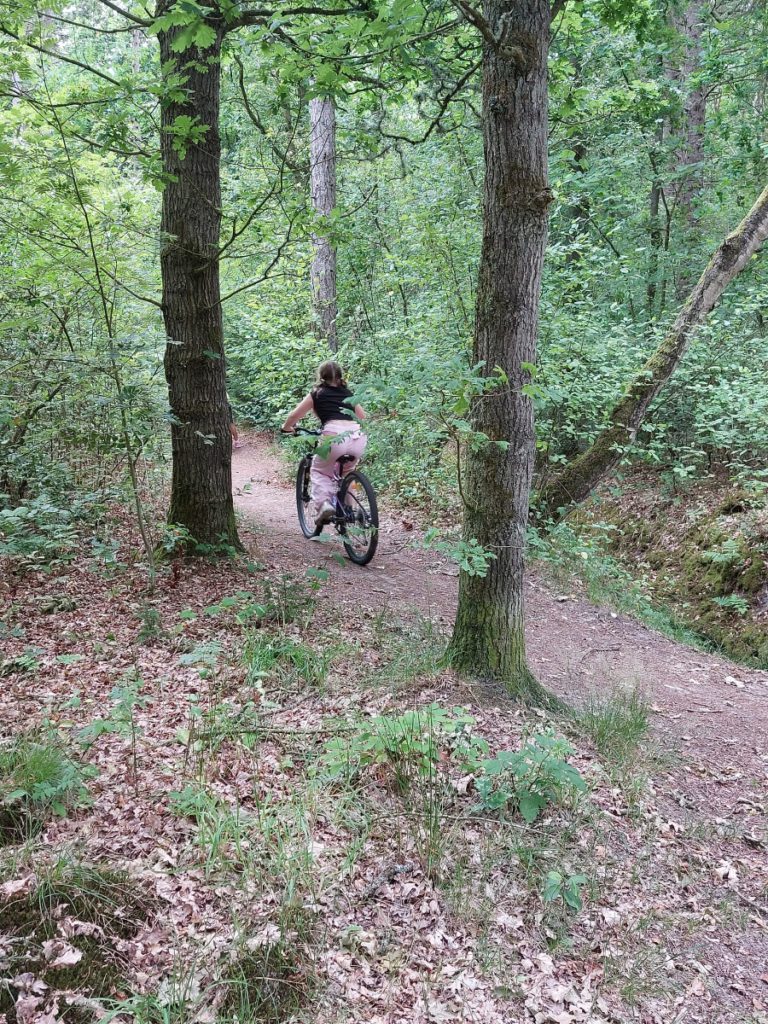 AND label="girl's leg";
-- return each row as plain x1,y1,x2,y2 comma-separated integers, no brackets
310,450,338,513
340,433,368,503
311,430,367,515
